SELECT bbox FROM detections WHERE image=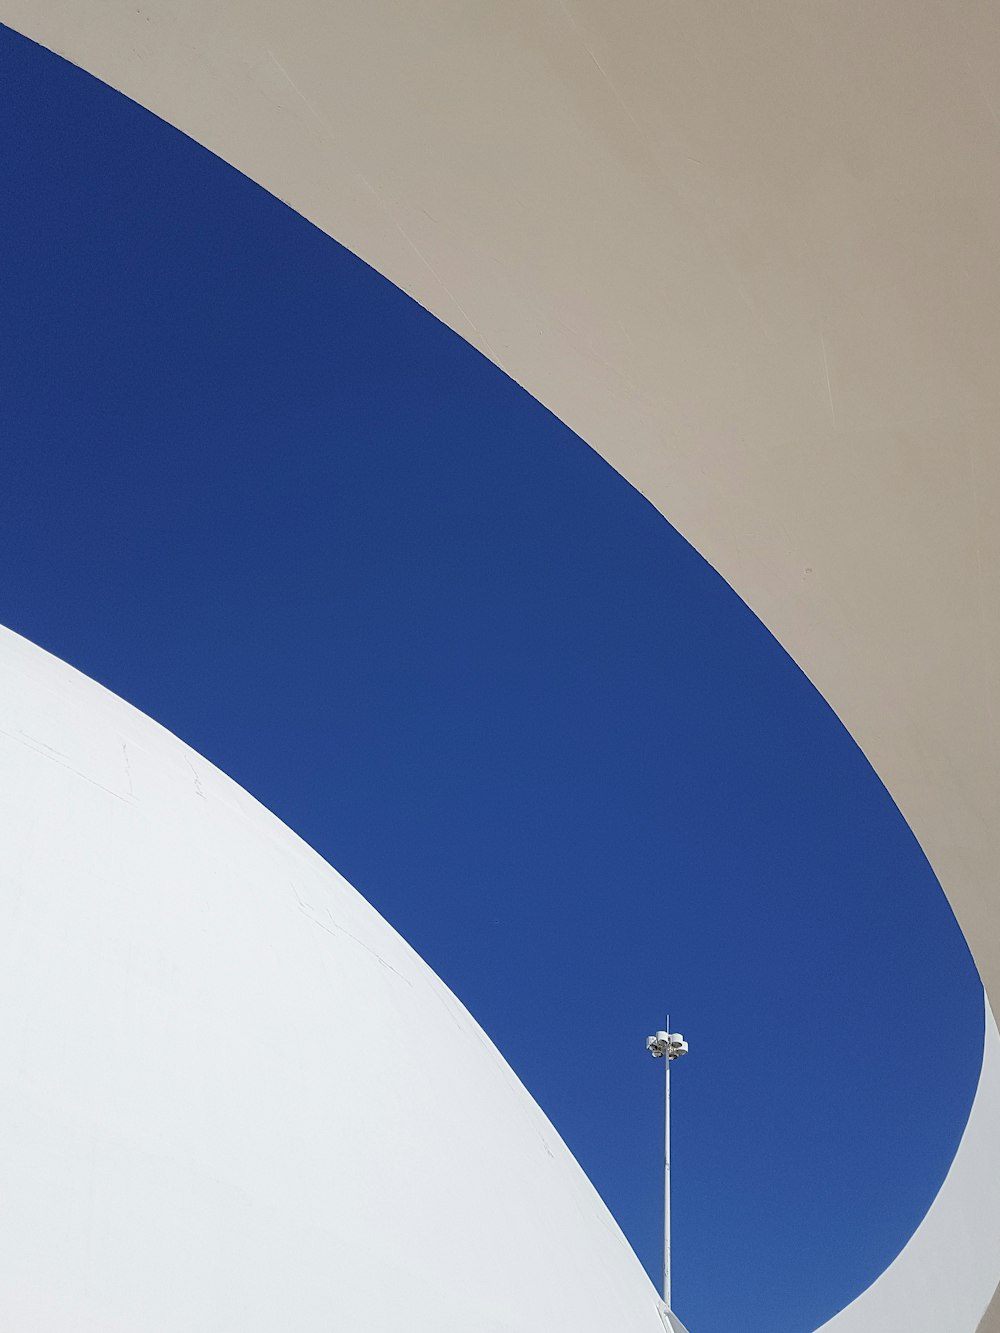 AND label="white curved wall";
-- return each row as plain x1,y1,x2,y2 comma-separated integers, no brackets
815,1002,1000,1333
2,3,999,1327
0,625,664,1331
